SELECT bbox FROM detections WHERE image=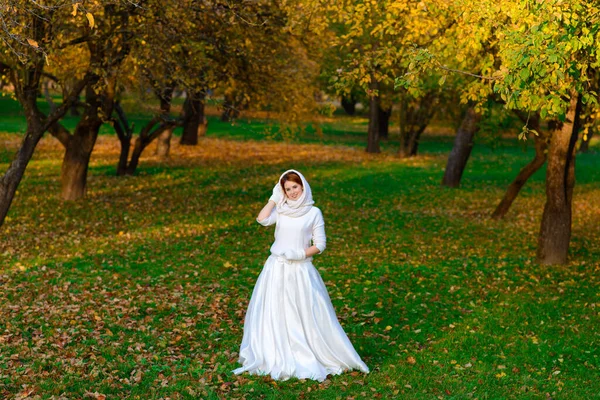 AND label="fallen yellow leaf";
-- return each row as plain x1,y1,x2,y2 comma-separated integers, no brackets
86,12,95,28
